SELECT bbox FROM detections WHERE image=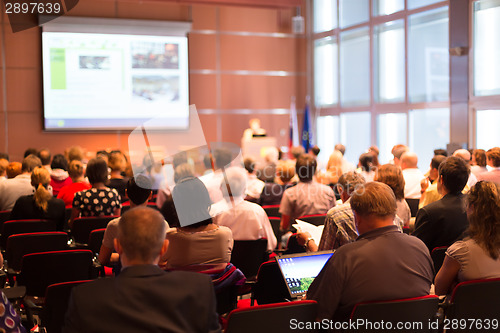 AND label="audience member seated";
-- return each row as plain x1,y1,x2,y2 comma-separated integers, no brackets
108,151,129,201
38,148,52,173
306,182,433,322
435,181,500,295
0,269,27,333
374,164,411,227
243,157,264,202
6,162,22,179
10,167,66,230
64,207,221,333
357,152,376,182
299,172,366,252
0,158,8,181
155,151,189,209
391,144,409,167
200,148,234,204
279,154,335,231
317,150,343,189
470,148,488,176
412,156,470,252
419,155,447,209
453,149,478,188
259,160,295,206
401,152,425,199
213,167,277,251
65,145,85,163
99,176,167,268
57,160,91,208
49,154,72,197
70,158,121,227
335,144,356,173
163,177,233,272
477,147,500,185
0,154,41,211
